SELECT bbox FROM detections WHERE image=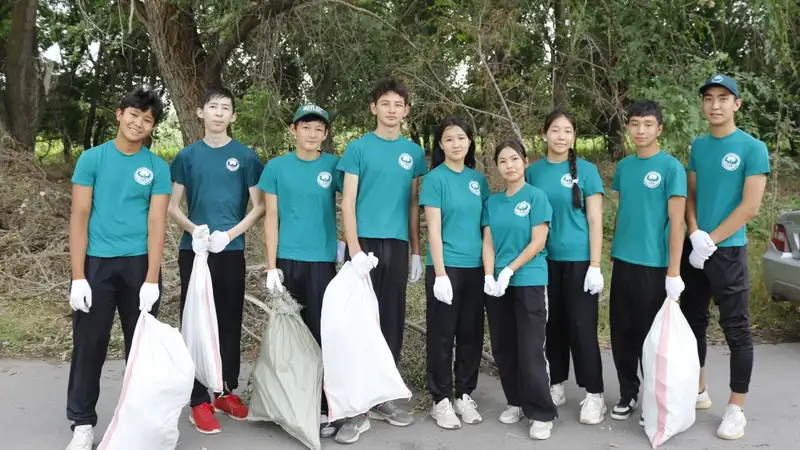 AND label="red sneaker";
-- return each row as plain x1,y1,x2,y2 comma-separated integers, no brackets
189,402,221,434
214,393,249,420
